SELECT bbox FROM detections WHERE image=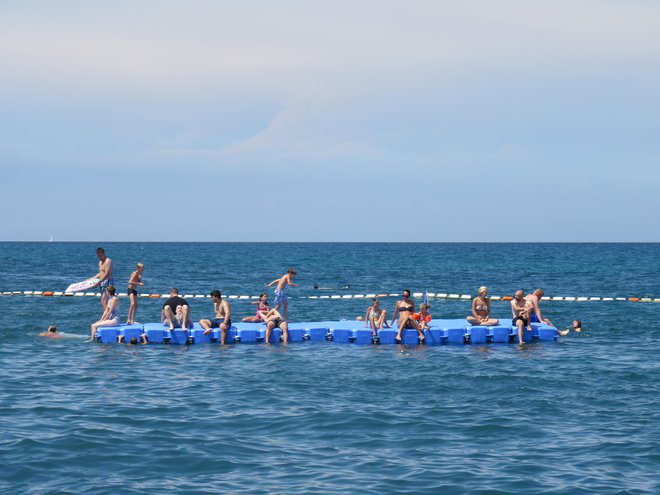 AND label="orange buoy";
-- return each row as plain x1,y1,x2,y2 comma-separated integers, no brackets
150,294,161,298
43,291,54,296
629,297,639,302
377,293,389,298
502,295,513,301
